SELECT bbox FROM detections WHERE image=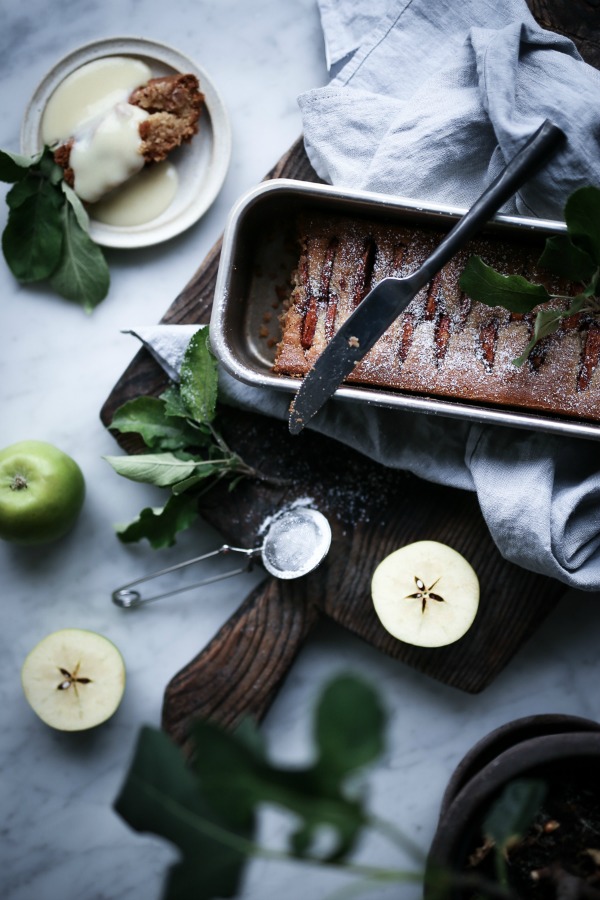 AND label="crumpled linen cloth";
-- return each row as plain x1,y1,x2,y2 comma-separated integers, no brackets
121,0,600,594
300,0,600,219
